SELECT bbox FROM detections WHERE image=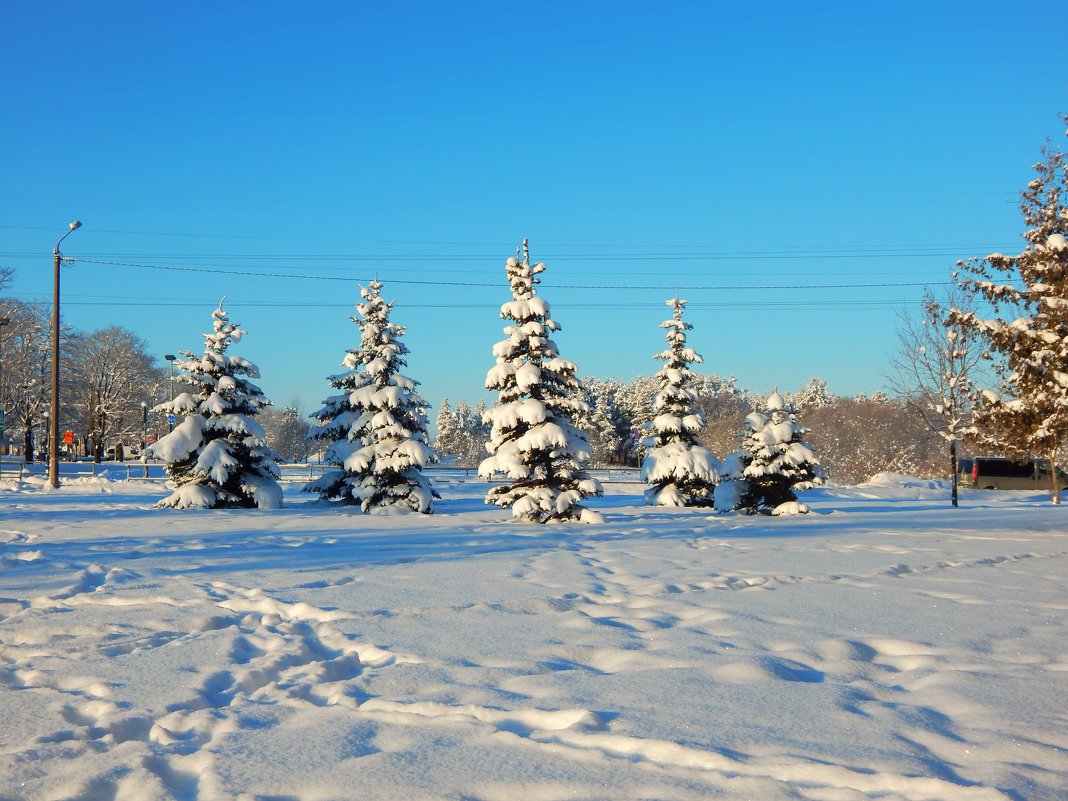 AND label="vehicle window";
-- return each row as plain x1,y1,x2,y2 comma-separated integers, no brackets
978,460,1034,478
